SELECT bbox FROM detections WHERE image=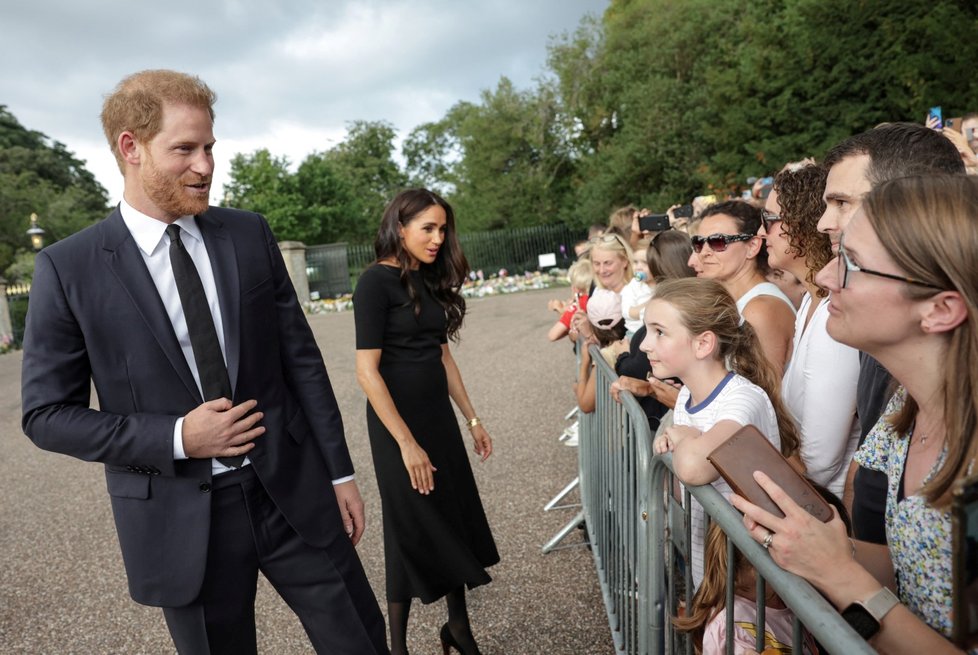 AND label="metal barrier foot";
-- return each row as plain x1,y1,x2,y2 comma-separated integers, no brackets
544,477,580,511
541,510,587,553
